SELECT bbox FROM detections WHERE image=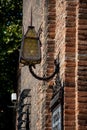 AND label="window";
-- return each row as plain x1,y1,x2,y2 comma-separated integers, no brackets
52,104,62,130
50,76,63,130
